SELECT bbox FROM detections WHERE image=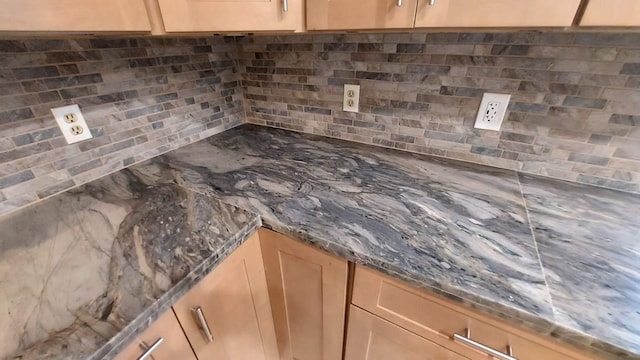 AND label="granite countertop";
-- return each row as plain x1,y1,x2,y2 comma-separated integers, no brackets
2,167,261,359
4,125,638,359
